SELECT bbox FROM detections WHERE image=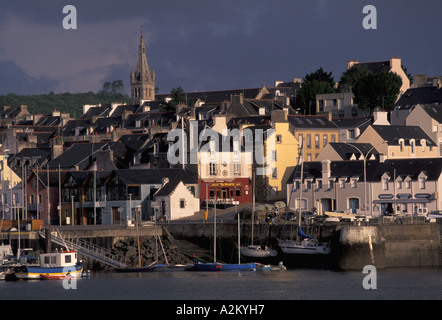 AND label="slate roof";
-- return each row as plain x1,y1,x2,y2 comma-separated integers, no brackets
118,133,150,152
47,142,126,169
288,115,338,129
332,116,372,129
110,168,197,185
12,147,51,163
420,104,442,123
288,158,442,183
357,60,391,73
370,125,436,146
80,106,111,119
327,142,380,160
394,86,442,110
